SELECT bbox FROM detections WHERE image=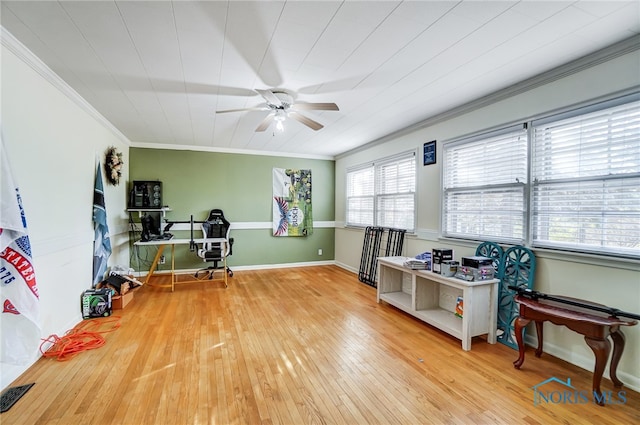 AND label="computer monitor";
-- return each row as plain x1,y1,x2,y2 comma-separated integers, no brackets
140,212,161,241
